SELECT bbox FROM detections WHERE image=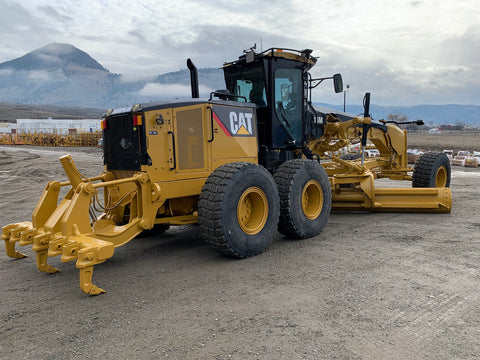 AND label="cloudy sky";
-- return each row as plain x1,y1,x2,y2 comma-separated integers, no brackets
1,0,479,105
